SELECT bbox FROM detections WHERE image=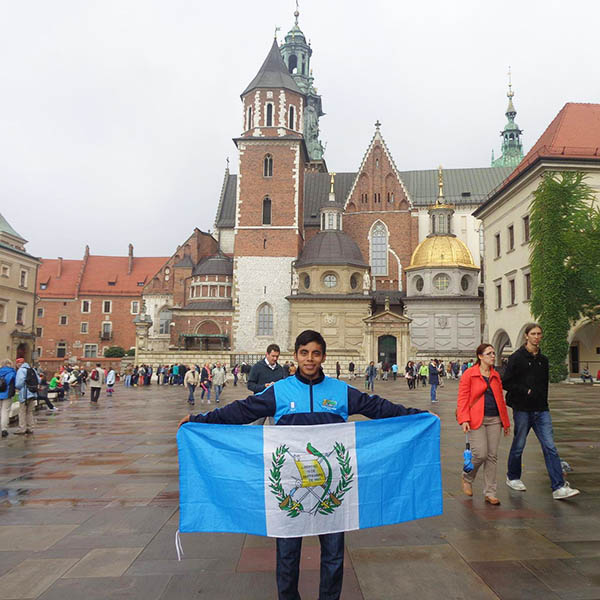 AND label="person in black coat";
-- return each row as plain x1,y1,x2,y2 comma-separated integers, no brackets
247,344,284,393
